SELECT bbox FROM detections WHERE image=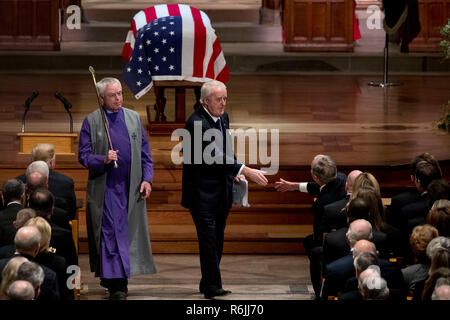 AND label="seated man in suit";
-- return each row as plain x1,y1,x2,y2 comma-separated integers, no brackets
0,179,26,247
275,154,347,253
357,266,390,300
387,152,442,229
399,160,443,240
320,169,362,233
0,208,36,258
0,226,60,300
17,143,77,220
25,161,71,231
28,189,78,267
